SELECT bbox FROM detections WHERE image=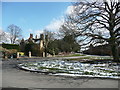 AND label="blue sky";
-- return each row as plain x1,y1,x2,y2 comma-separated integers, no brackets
2,2,71,39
